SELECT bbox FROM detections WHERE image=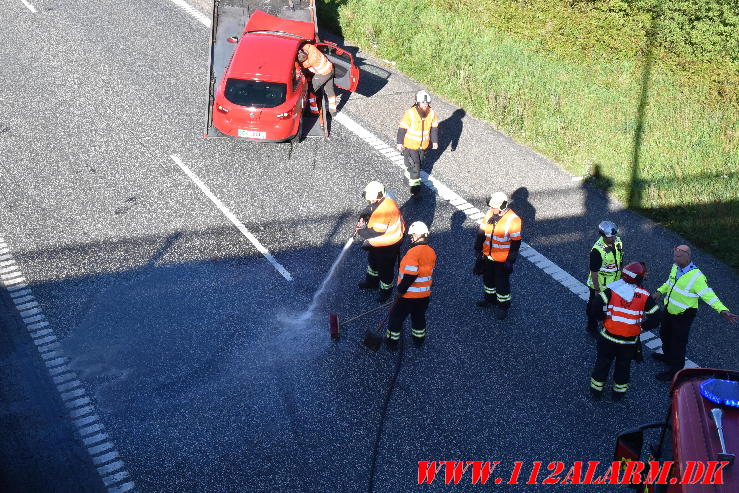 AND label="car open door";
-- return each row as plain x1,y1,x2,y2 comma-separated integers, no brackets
316,42,360,92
